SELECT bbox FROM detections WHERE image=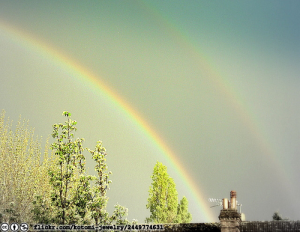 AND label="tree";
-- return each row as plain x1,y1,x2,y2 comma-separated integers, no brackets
272,211,288,221
0,110,56,224
146,161,179,223
109,204,130,225
273,211,282,220
175,196,192,223
44,111,92,224
32,111,130,225
87,141,111,225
